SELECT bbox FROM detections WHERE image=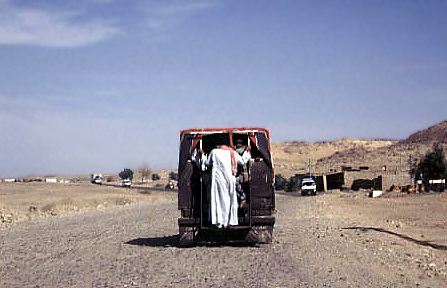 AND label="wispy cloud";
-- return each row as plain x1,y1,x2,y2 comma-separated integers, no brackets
0,1,120,47
142,1,218,32
154,1,217,16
